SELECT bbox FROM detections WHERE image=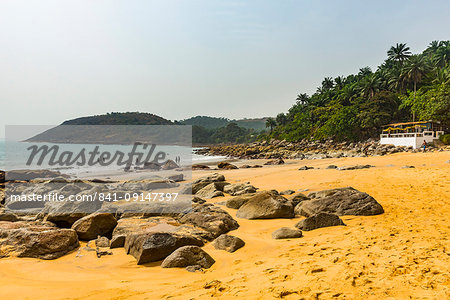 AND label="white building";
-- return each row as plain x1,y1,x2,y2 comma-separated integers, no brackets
380,121,445,149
